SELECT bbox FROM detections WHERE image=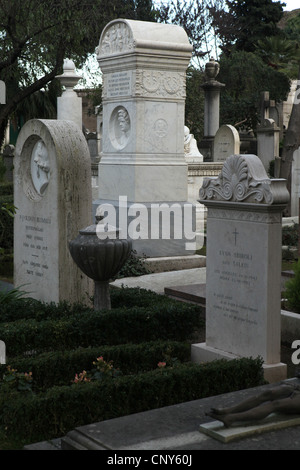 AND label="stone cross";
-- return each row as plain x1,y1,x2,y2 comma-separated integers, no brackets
260,91,275,123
